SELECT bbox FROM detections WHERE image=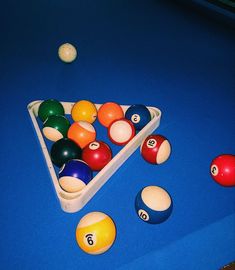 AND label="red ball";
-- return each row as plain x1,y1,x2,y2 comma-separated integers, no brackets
141,134,171,164
82,141,112,171
108,118,135,146
210,154,235,187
